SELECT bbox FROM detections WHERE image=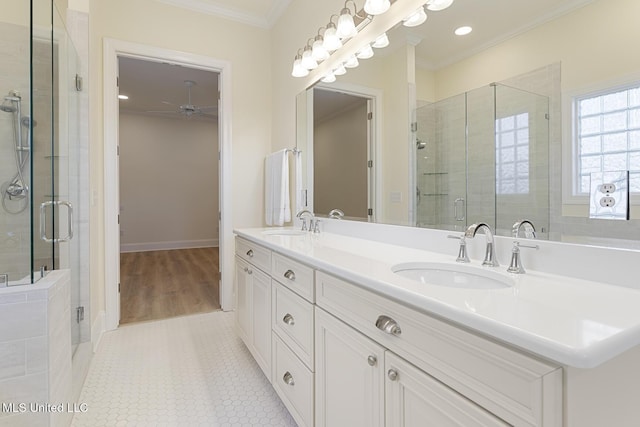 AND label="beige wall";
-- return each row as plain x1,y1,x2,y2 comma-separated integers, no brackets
119,114,218,250
87,0,271,325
